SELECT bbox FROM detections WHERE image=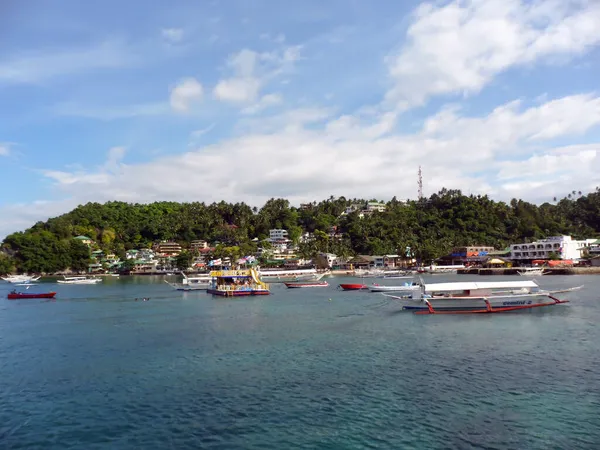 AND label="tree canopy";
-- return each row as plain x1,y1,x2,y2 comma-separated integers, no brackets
1,188,599,274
